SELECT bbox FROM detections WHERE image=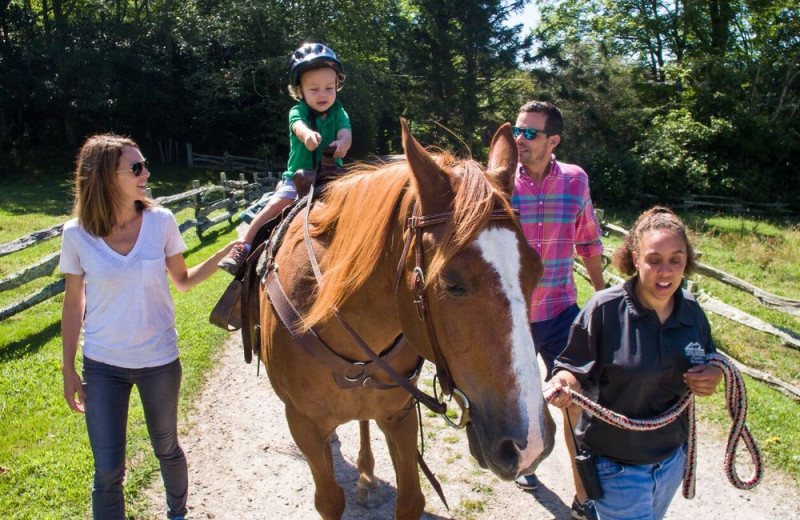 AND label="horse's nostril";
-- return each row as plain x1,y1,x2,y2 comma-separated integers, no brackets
493,437,525,476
